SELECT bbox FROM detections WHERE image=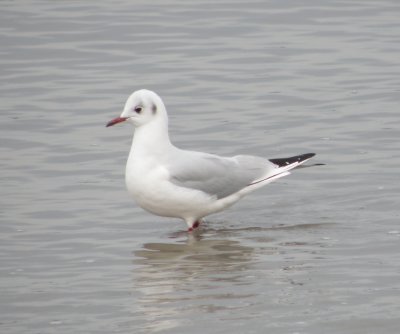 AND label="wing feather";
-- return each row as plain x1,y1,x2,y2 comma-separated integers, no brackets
168,151,276,199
